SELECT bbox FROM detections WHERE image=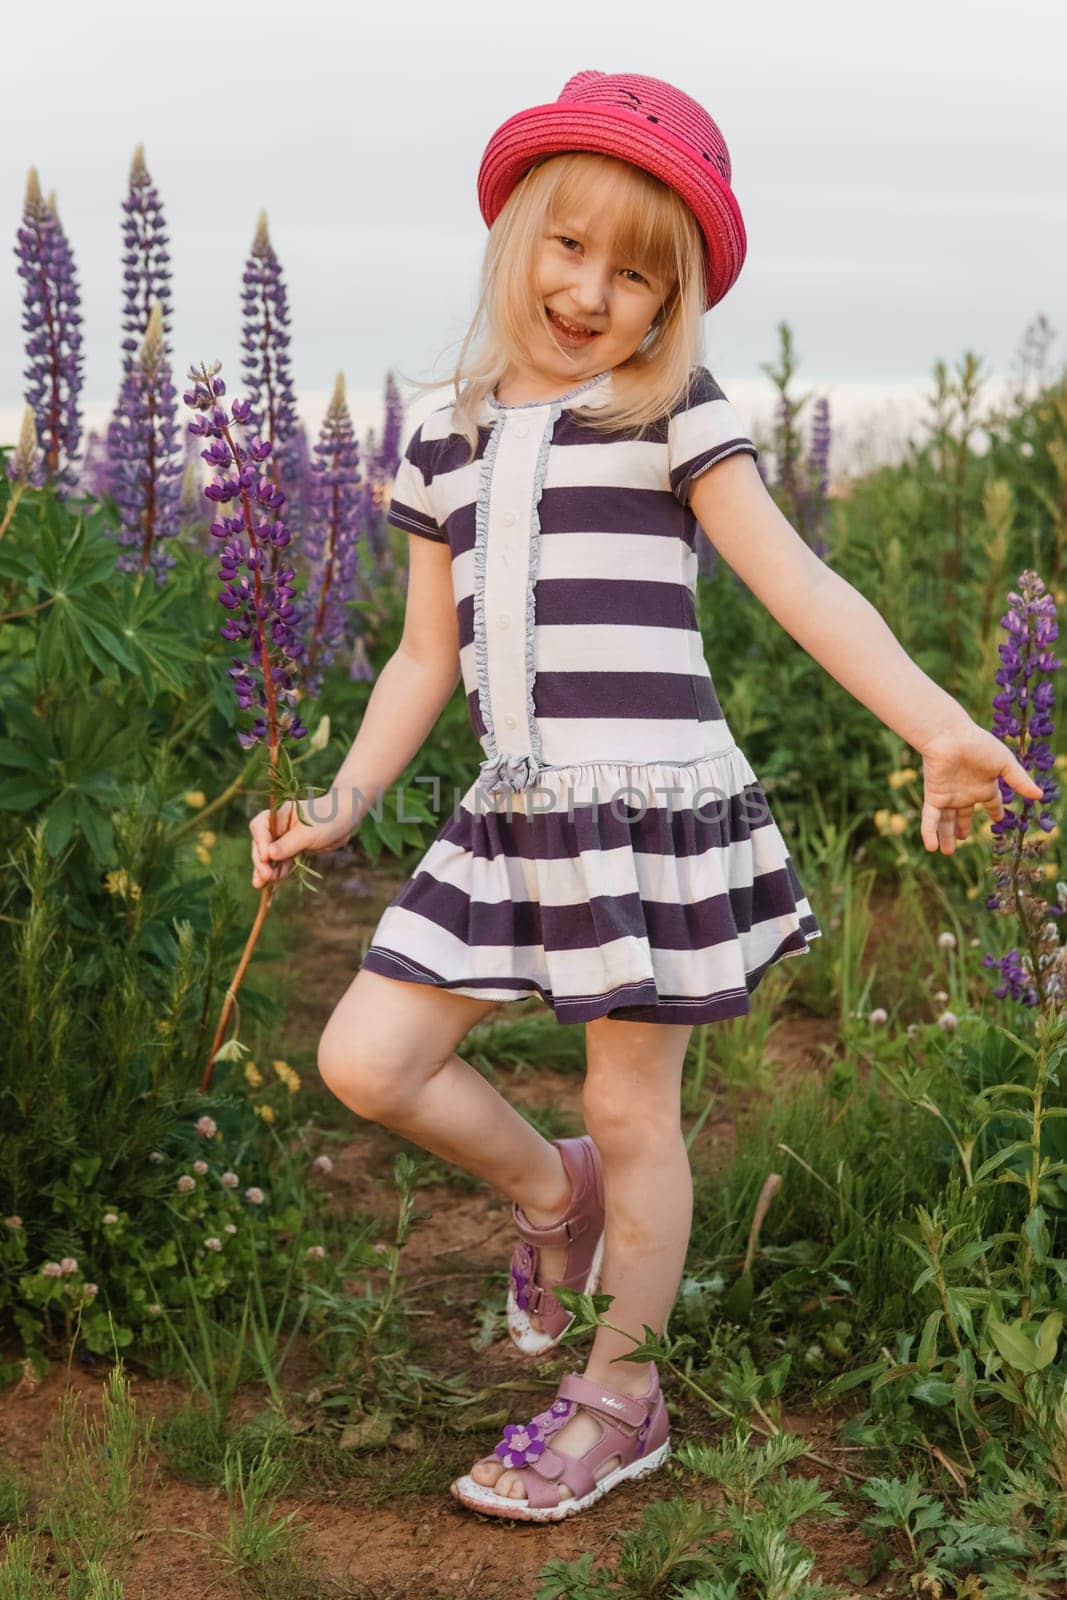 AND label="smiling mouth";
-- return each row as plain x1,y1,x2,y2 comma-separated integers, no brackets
546,307,603,339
